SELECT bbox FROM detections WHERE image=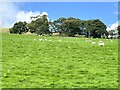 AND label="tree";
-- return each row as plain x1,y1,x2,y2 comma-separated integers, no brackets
85,19,107,38
61,19,81,37
28,15,50,35
9,21,28,34
27,21,36,33
118,25,120,36
52,17,67,33
79,20,89,37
